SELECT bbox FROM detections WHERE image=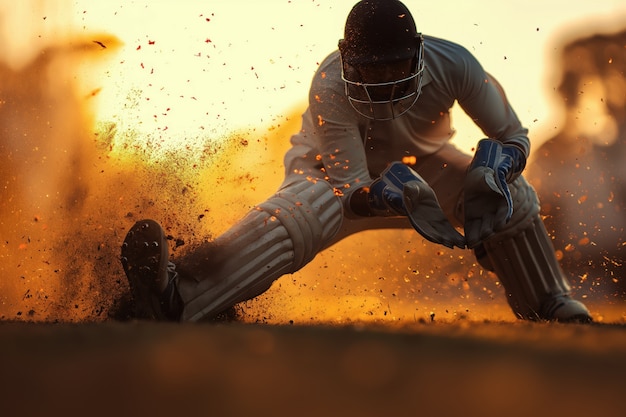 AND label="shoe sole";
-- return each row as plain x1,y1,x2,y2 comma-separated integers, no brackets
120,219,170,320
